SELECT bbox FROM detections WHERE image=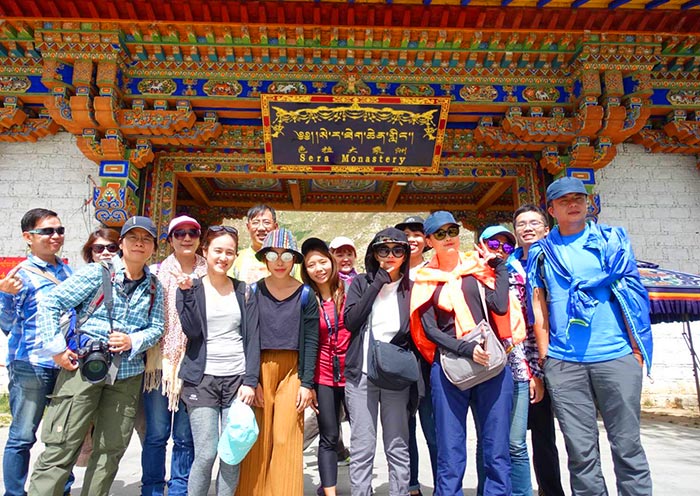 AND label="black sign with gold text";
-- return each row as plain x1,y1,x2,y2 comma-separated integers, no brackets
261,94,450,174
